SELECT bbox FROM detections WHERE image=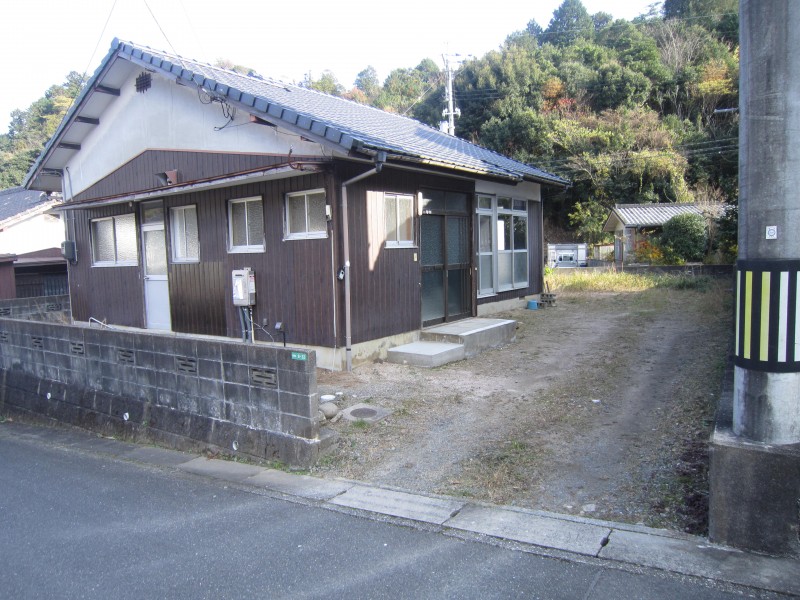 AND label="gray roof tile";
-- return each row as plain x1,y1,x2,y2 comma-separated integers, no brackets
26,40,568,190
0,187,49,223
